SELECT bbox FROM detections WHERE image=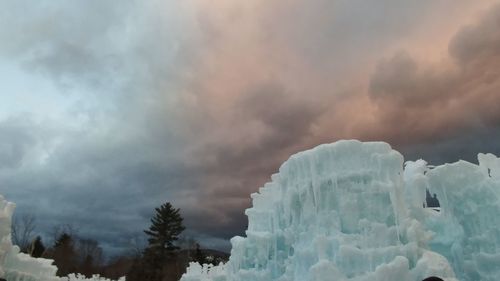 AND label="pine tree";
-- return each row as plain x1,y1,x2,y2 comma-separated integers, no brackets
144,202,185,259
29,236,46,258
55,233,72,247
50,233,78,276
127,202,185,281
